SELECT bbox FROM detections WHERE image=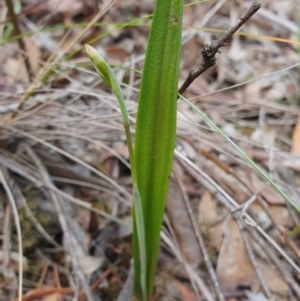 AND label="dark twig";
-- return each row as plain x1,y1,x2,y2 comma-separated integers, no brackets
178,2,261,95
4,0,34,82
